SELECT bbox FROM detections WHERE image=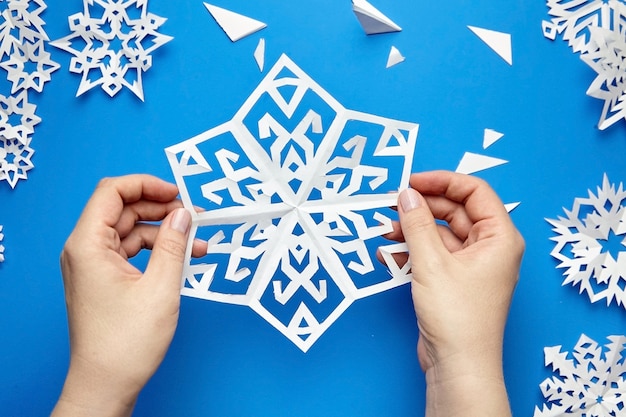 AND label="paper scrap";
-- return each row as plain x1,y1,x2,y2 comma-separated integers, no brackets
504,202,520,213
468,25,512,65
0,225,4,263
254,38,265,72
166,54,417,352
386,46,405,68
204,3,267,42
352,0,402,35
533,334,626,417
546,174,626,309
483,128,504,149
51,0,172,101
543,0,626,129
455,152,508,175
